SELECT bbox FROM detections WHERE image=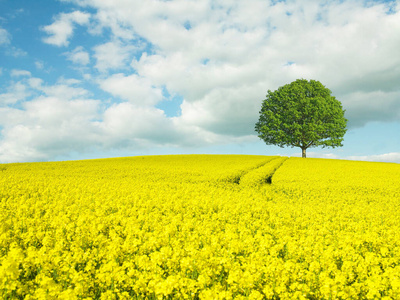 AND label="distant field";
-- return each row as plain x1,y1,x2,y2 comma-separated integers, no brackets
1,155,400,299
